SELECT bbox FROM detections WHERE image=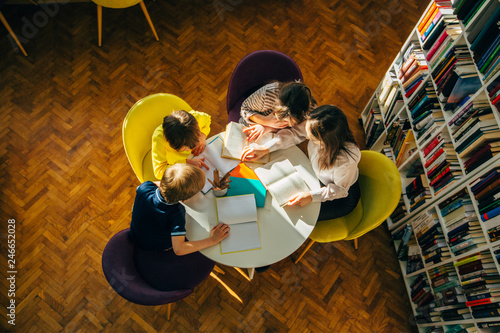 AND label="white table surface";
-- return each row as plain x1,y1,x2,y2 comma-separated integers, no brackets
183,136,321,269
